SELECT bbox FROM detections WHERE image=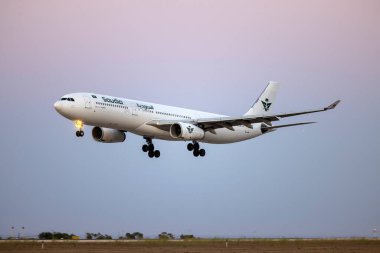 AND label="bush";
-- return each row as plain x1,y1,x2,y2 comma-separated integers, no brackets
85,233,112,240
158,232,174,240
180,234,195,240
121,232,143,240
